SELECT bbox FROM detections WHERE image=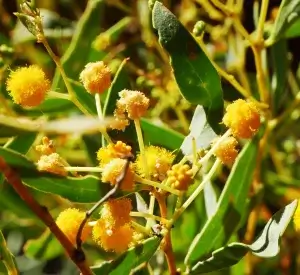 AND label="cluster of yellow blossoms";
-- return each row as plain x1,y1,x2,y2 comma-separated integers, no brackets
56,199,134,253
214,99,261,165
